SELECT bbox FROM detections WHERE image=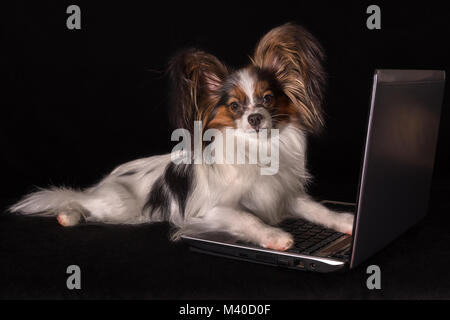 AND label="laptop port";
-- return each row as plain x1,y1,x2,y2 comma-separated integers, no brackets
277,257,291,266
295,260,305,269
256,254,275,263
310,263,317,270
